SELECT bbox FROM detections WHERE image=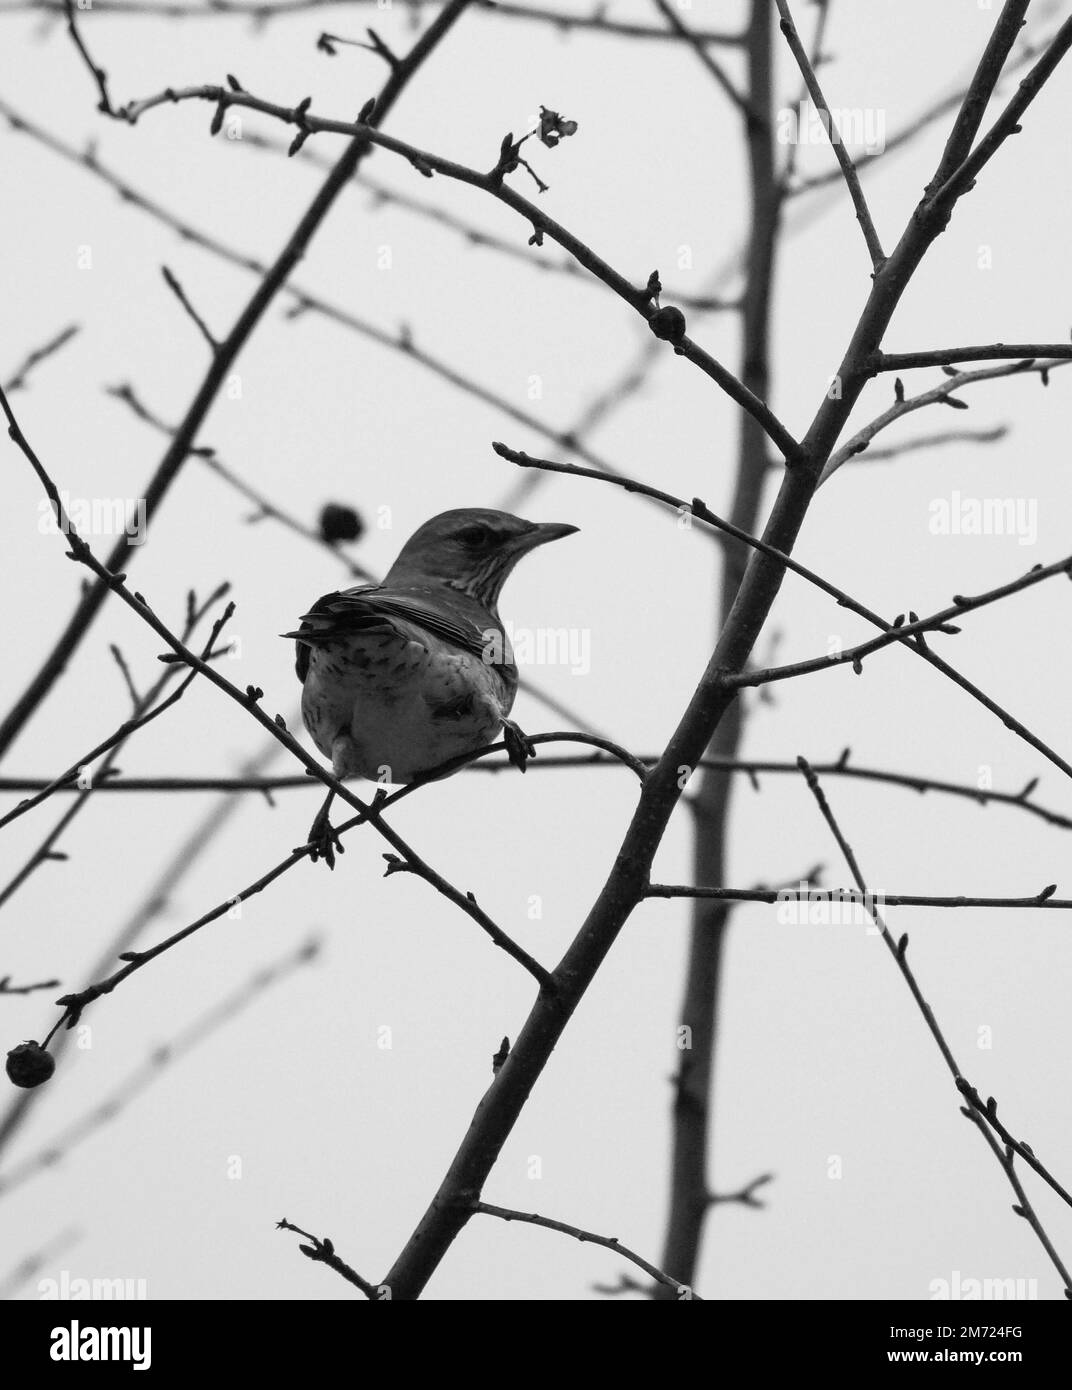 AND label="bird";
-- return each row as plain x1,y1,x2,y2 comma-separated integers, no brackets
283,507,578,866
